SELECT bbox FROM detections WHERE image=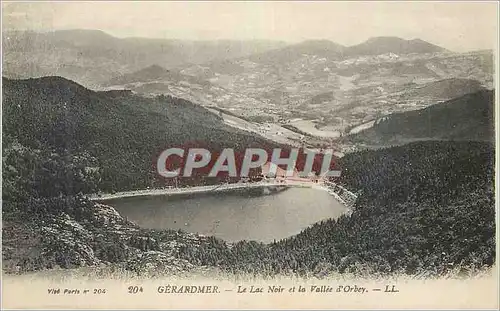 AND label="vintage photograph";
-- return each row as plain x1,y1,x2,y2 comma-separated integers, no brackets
1,1,498,309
